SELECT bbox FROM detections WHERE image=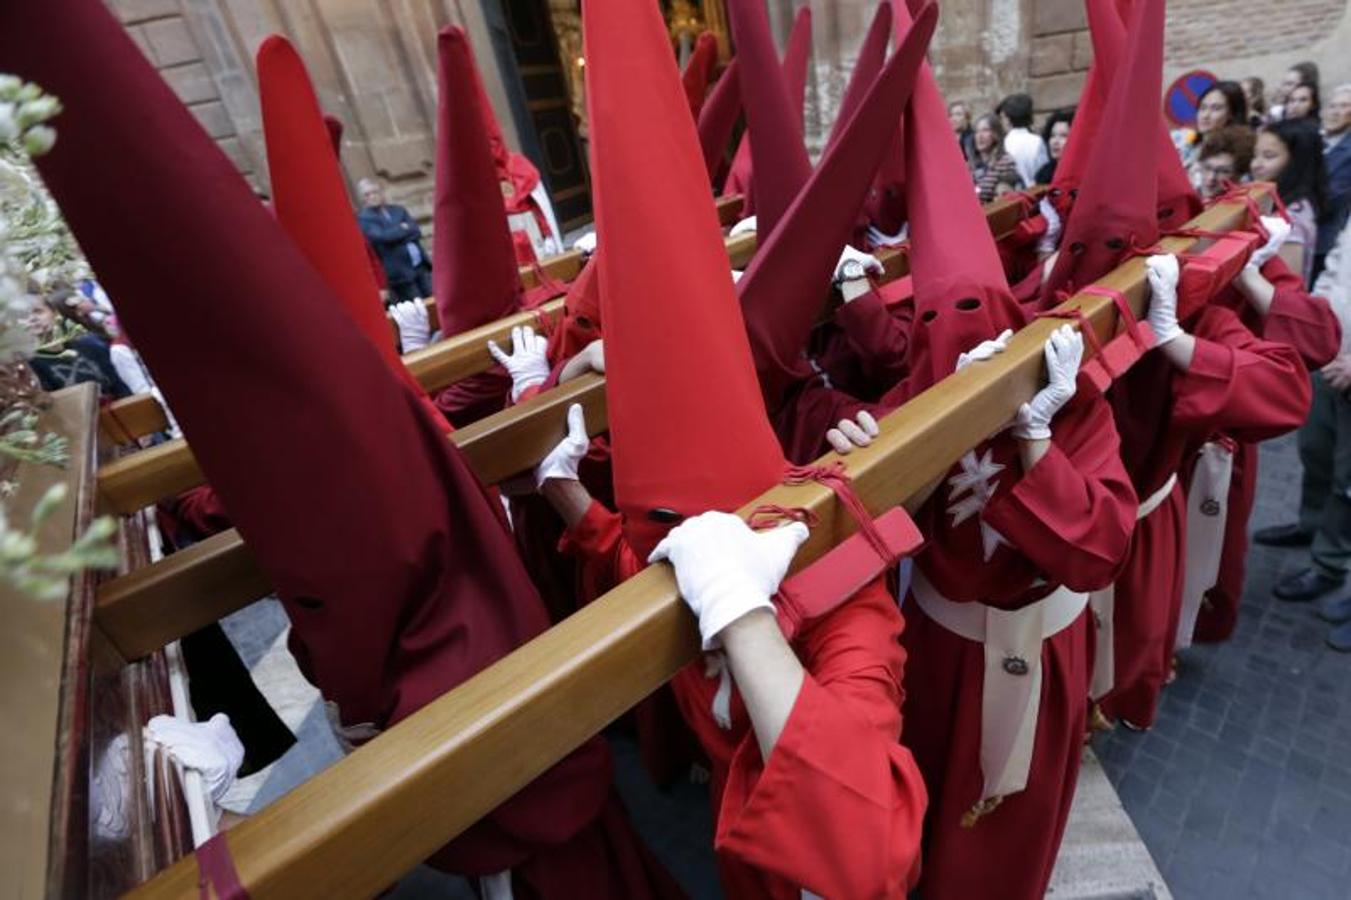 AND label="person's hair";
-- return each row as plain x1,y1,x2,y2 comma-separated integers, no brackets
1242,76,1266,116
997,93,1034,128
1200,81,1248,128
973,113,1006,159
357,177,382,194
1040,107,1074,148
1262,118,1328,211
1198,125,1256,174
1285,81,1321,120
949,100,971,127
1290,61,1320,90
